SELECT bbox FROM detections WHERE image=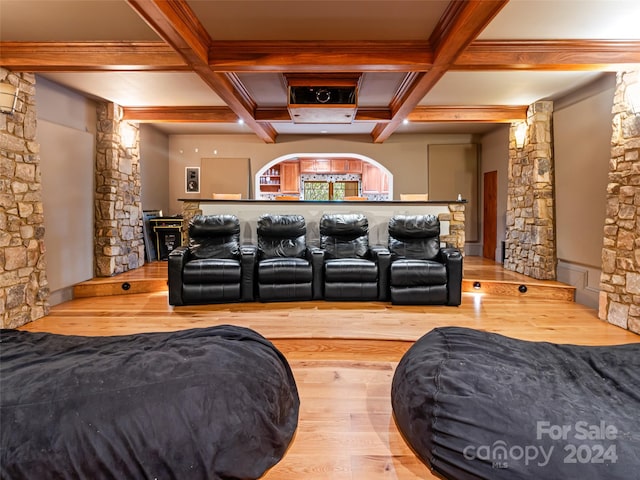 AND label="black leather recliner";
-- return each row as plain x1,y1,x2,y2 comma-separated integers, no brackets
168,214,256,306
319,213,390,301
387,214,462,305
256,214,323,301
